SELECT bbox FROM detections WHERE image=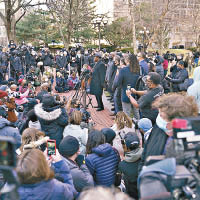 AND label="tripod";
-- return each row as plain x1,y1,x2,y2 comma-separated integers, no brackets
72,78,93,109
